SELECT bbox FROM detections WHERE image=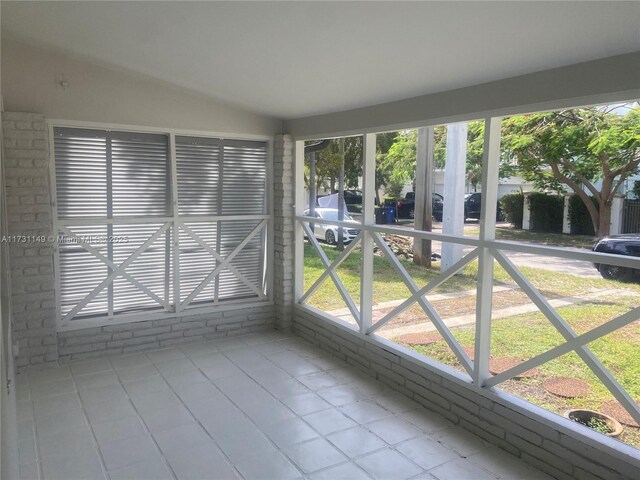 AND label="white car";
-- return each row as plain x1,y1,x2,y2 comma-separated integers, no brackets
304,208,360,244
